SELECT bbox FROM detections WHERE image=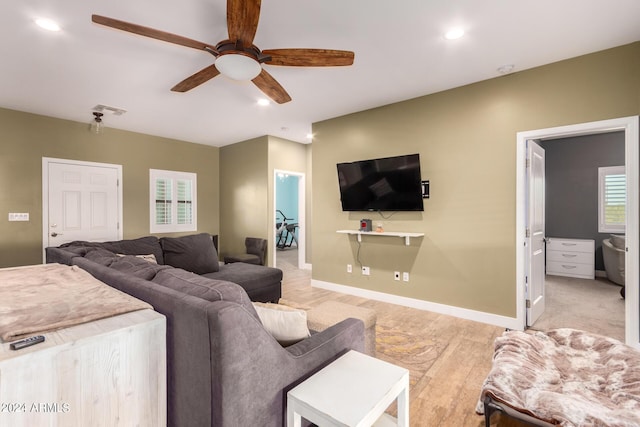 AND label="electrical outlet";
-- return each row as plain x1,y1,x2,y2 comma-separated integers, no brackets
362,266,370,276
394,271,400,281
402,272,409,282
347,264,352,273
